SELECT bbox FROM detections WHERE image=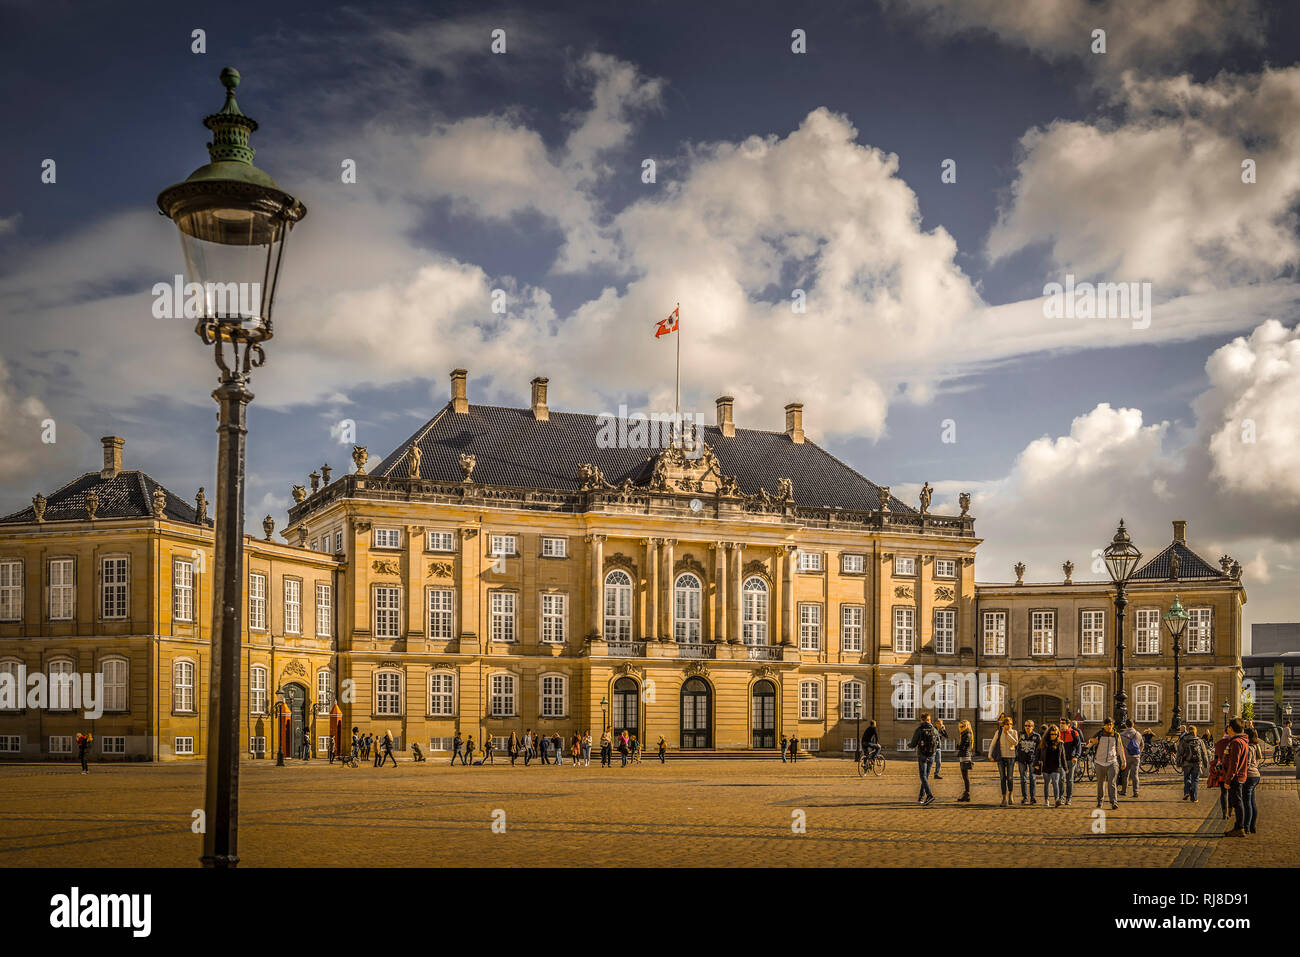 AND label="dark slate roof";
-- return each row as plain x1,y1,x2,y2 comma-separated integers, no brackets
372,403,912,513
1132,540,1222,580
0,470,202,525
